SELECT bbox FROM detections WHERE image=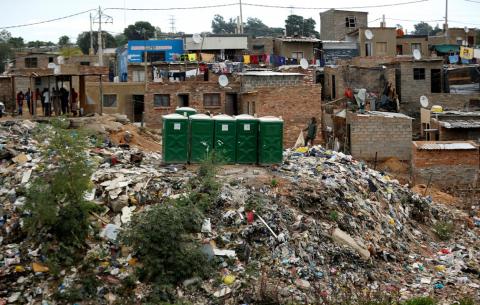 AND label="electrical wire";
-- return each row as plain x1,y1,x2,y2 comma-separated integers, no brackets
241,0,430,10
0,8,95,29
104,3,238,11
